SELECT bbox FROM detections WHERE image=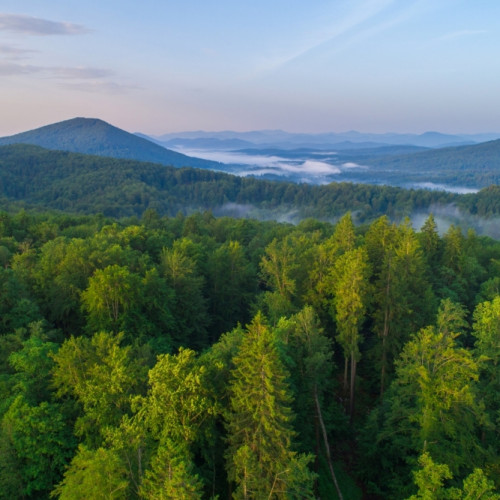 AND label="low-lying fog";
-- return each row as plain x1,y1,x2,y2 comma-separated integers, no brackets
409,182,479,195
173,147,356,184
173,147,478,194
